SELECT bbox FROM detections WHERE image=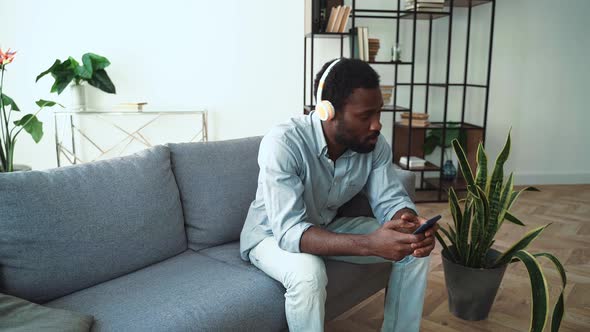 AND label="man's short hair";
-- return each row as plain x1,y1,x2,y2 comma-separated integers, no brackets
313,58,380,114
